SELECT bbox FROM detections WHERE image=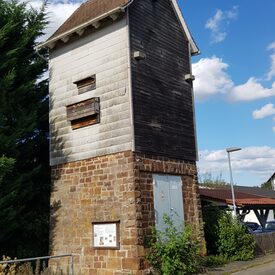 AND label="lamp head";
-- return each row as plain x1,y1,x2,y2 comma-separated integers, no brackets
226,147,242,153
